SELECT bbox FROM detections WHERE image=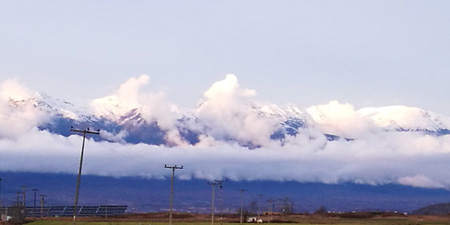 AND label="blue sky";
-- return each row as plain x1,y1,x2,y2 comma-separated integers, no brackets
1,0,450,114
